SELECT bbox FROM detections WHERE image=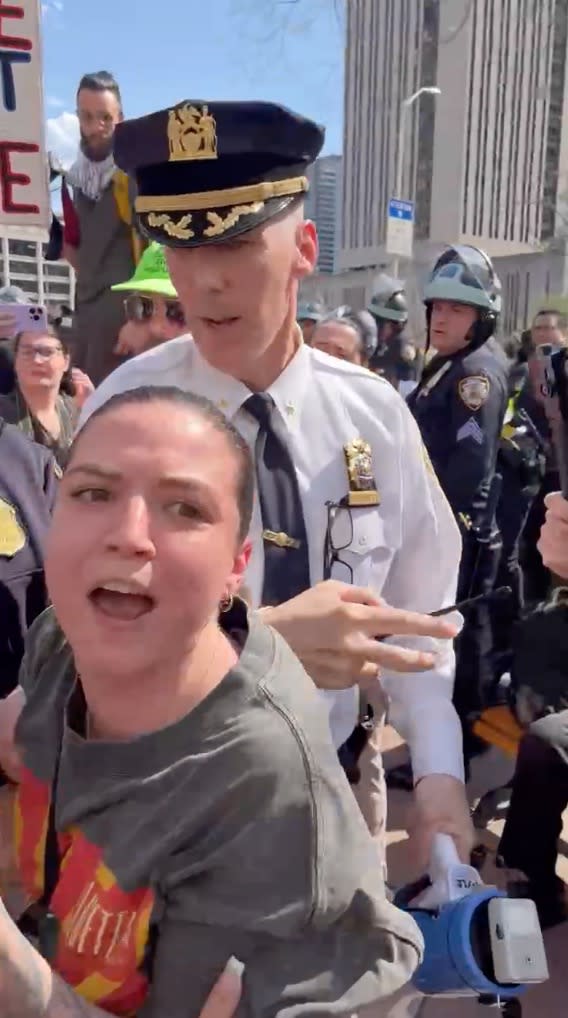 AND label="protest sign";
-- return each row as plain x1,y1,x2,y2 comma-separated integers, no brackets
0,1,49,237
